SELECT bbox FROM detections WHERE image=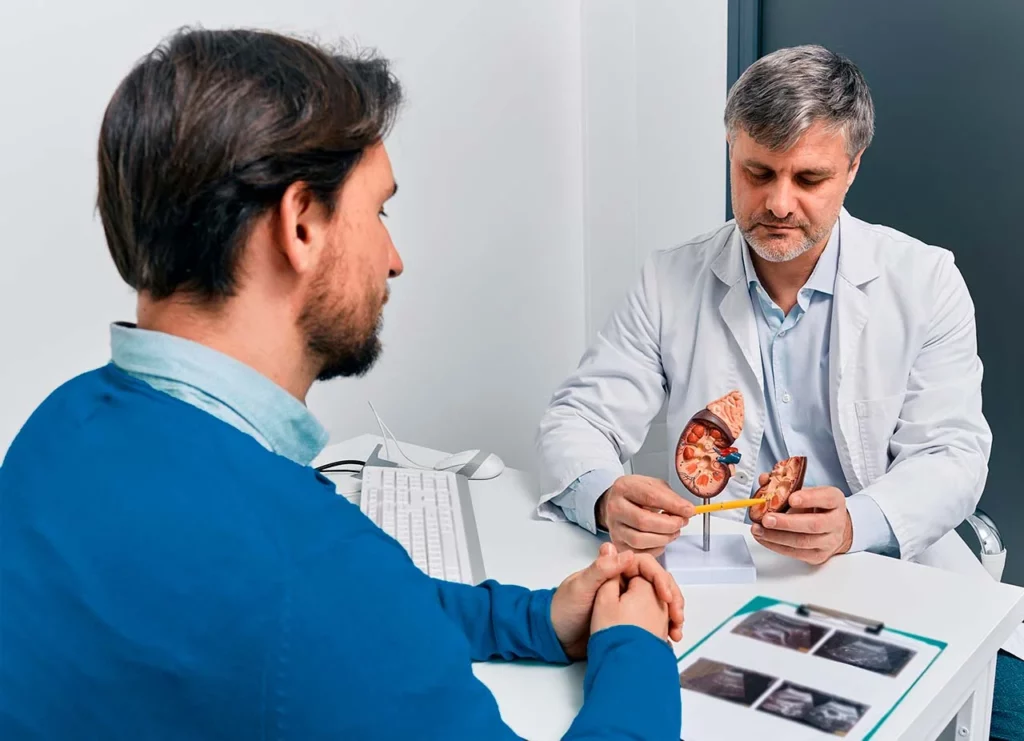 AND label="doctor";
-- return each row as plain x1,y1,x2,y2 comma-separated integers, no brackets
535,44,991,569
